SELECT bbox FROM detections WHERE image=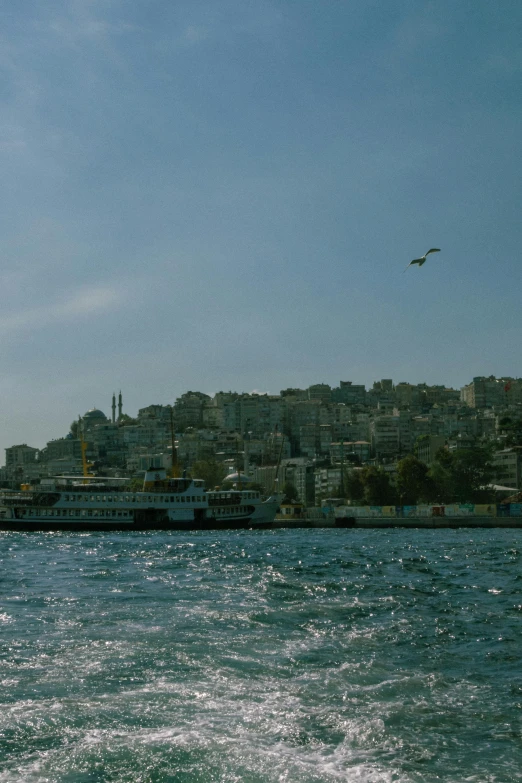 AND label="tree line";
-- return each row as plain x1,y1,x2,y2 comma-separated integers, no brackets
335,448,495,506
